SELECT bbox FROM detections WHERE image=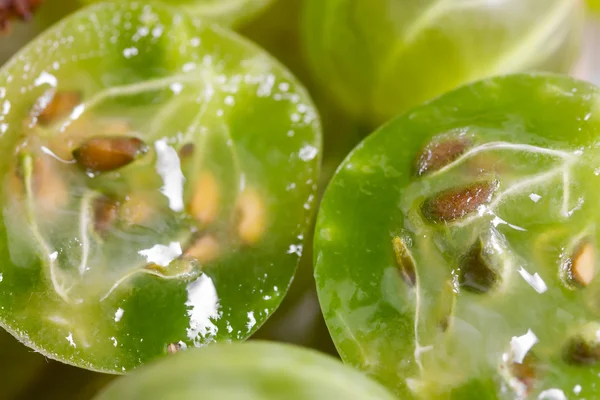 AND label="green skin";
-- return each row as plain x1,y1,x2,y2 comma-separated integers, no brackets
0,2,321,373
79,0,274,27
93,341,397,400
314,74,600,398
302,0,584,129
